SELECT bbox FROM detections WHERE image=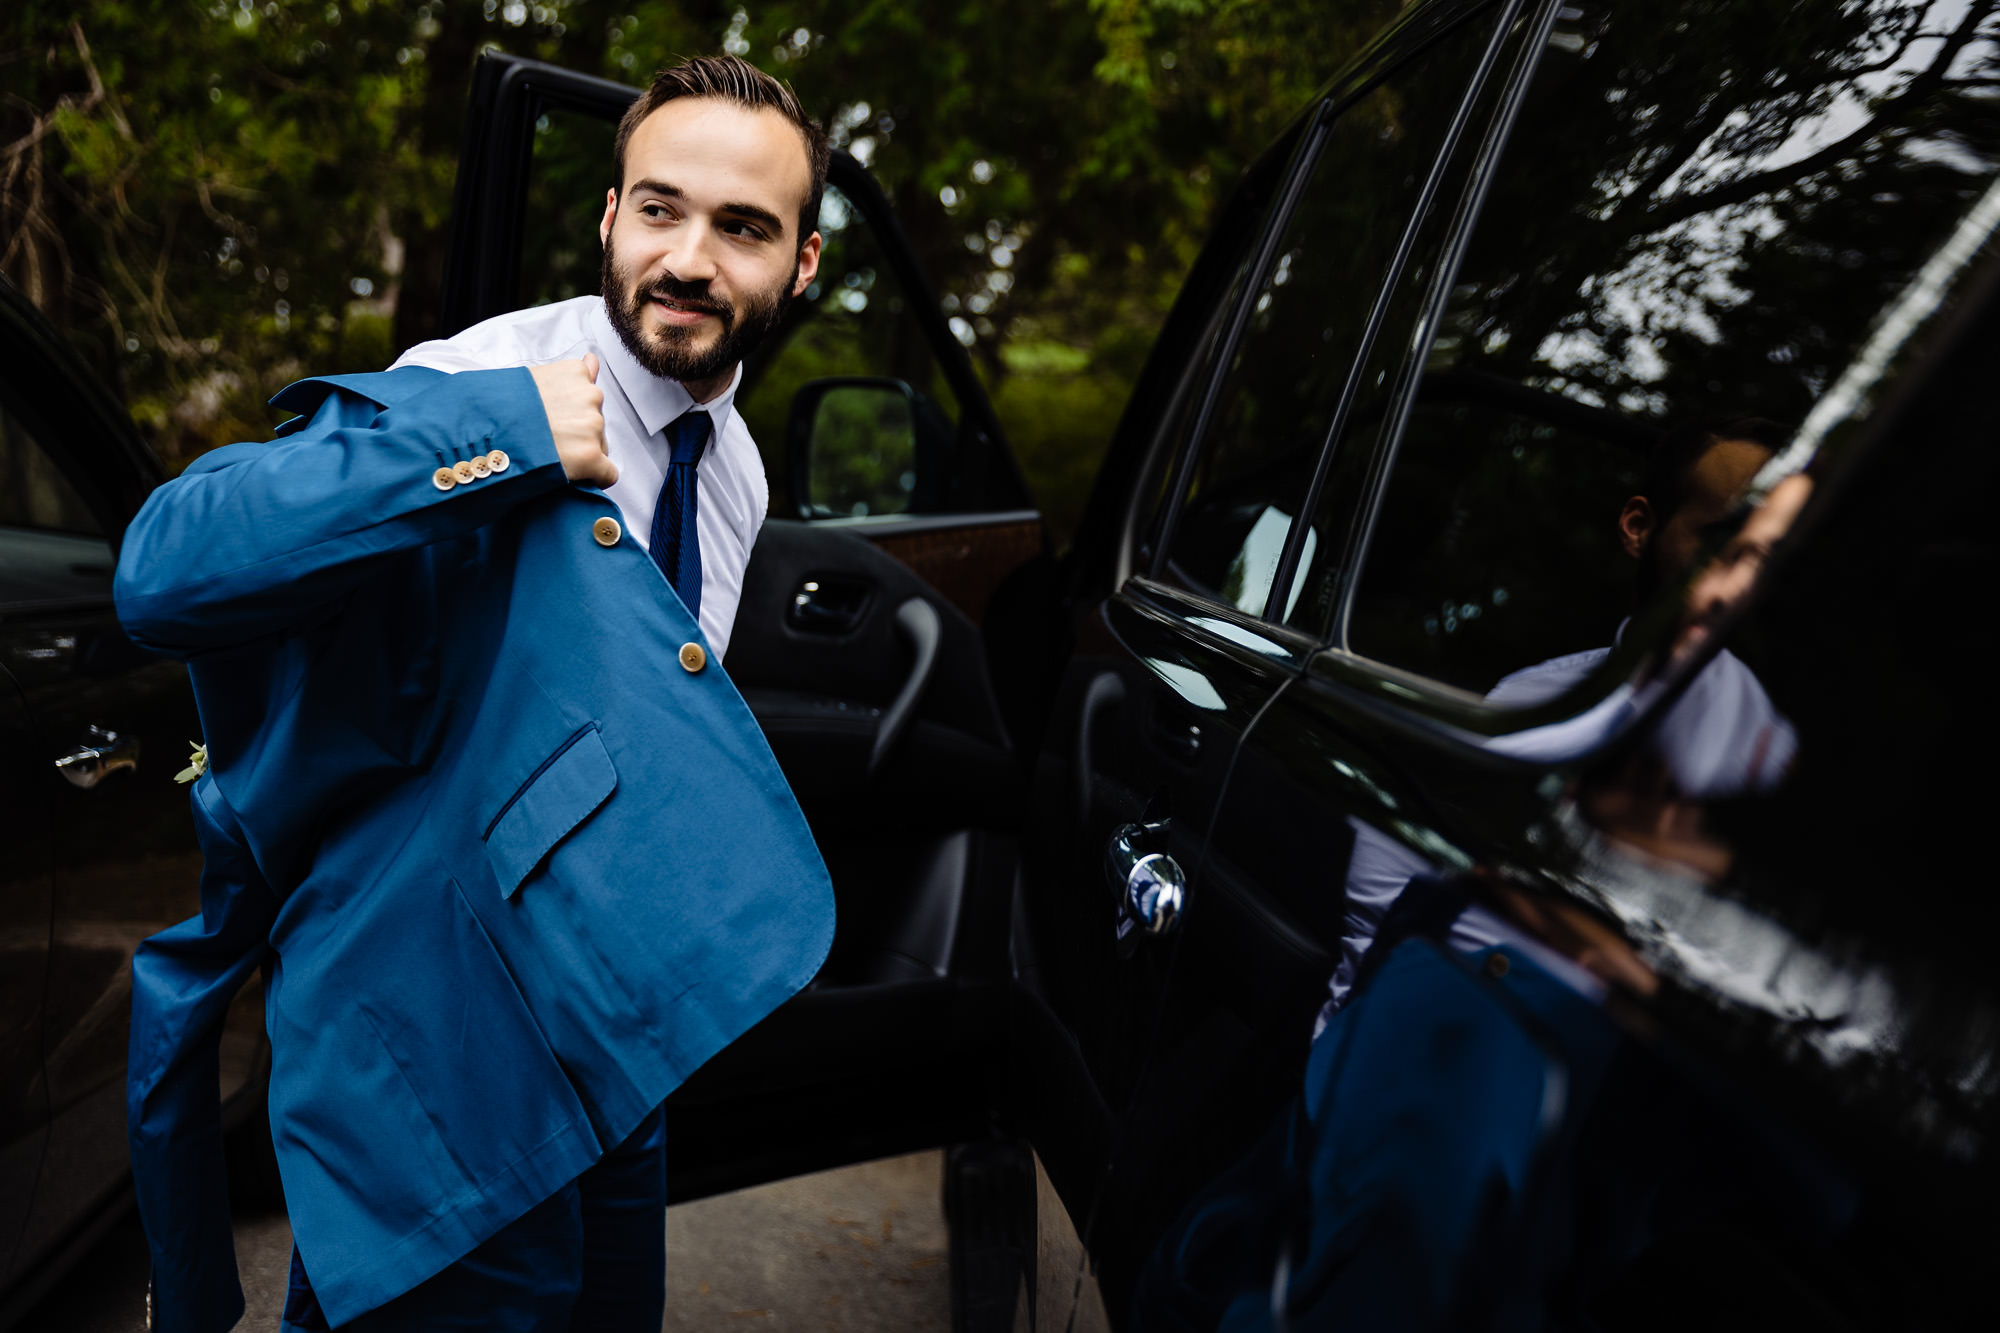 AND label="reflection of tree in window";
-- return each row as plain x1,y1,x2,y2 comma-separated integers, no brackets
1160,12,1501,617
1347,0,2000,695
